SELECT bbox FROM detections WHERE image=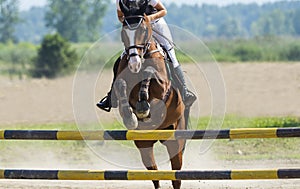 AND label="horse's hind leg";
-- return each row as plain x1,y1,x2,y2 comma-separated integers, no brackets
163,139,184,189
114,79,138,130
162,120,186,189
135,141,160,189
